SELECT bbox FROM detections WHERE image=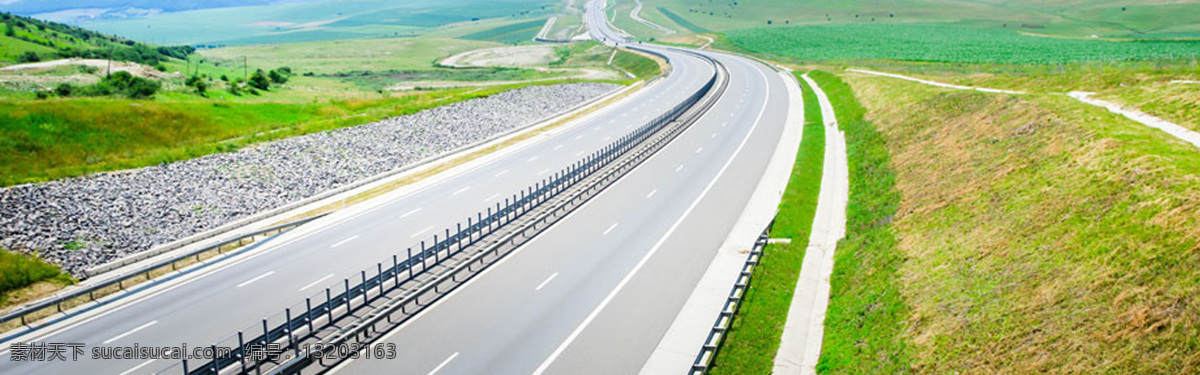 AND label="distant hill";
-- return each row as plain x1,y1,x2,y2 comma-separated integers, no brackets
0,1,313,15
0,12,191,66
